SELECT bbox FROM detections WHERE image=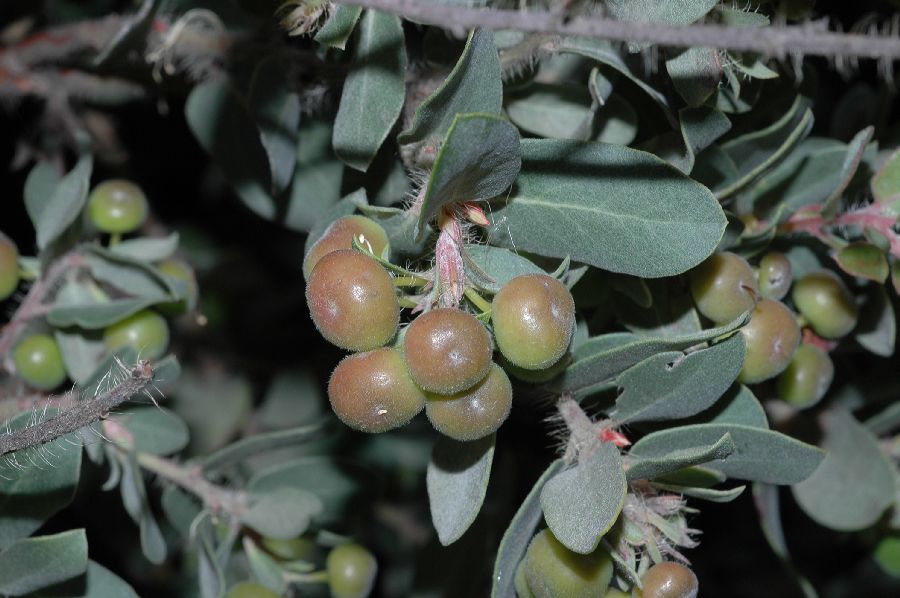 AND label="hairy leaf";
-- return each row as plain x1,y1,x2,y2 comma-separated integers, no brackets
0,530,88,596
626,433,734,481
